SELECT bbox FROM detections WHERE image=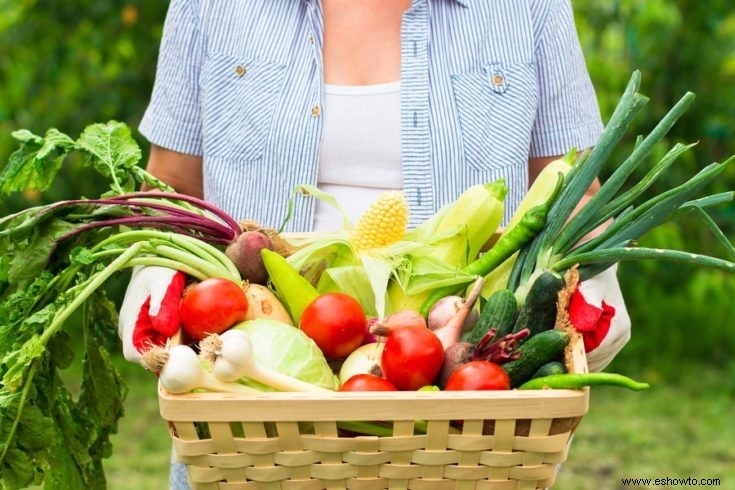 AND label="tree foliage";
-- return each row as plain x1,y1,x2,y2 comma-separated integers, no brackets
575,0,735,372
0,1,167,215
